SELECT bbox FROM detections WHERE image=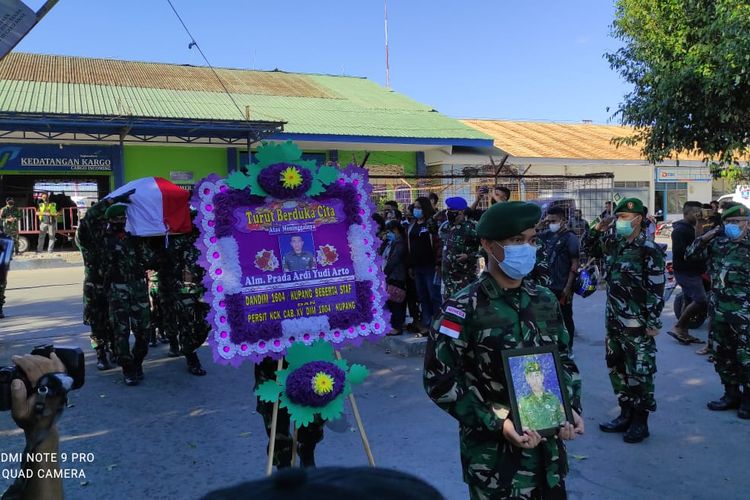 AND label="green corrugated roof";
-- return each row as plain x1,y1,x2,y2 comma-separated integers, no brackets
0,53,490,142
